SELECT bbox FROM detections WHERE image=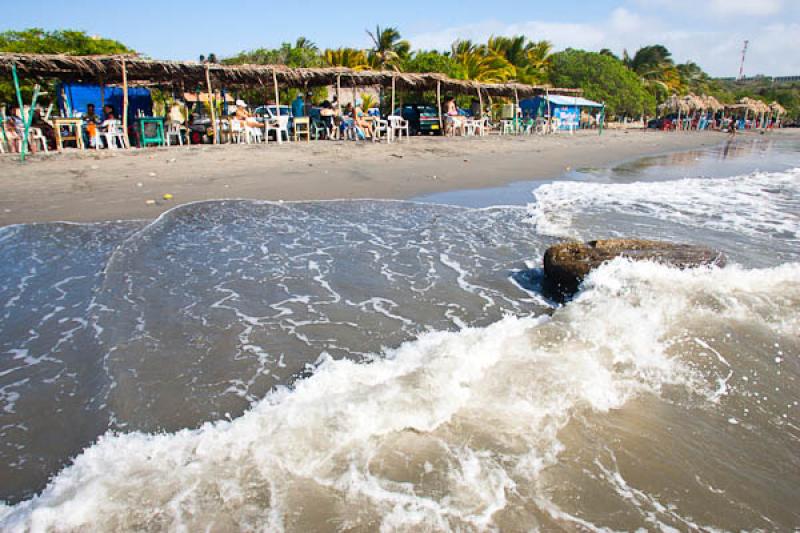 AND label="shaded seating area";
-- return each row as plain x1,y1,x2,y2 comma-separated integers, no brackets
0,52,583,158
